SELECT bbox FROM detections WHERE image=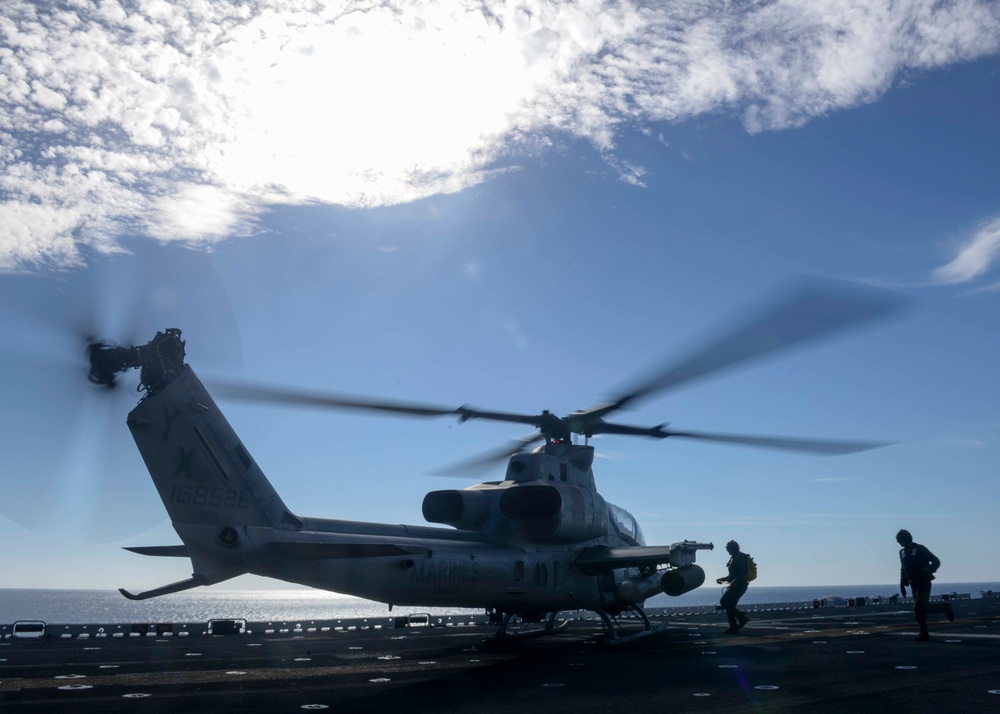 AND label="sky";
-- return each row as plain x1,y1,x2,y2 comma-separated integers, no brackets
1,0,999,596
